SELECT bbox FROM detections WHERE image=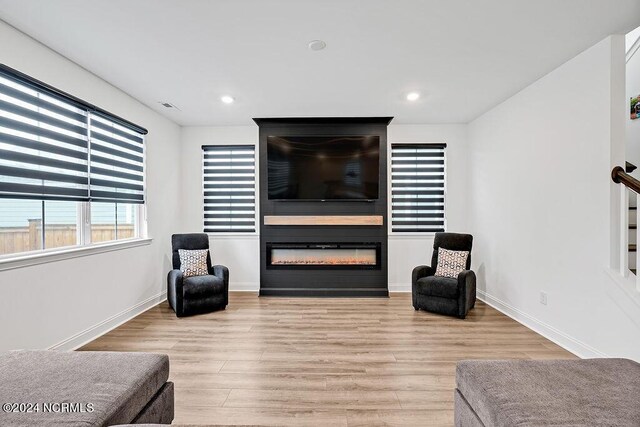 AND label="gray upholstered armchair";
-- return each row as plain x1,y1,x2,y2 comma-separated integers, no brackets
412,232,476,319
167,233,229,317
